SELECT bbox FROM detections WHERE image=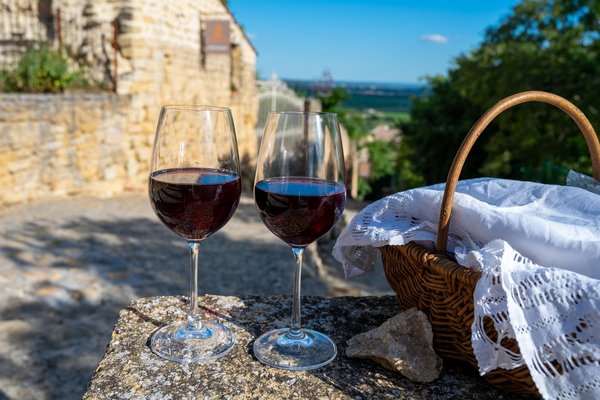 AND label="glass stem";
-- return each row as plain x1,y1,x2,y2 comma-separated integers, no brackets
186,241,202,331
289,247,304,338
